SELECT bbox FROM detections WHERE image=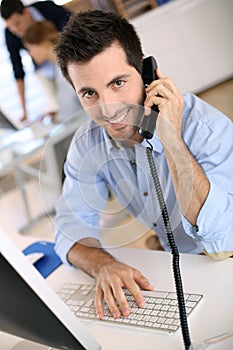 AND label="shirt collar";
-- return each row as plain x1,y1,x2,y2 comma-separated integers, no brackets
103,128,164,154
